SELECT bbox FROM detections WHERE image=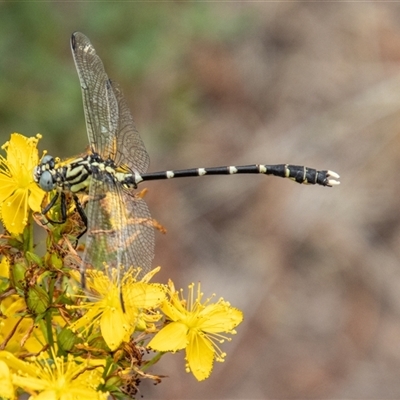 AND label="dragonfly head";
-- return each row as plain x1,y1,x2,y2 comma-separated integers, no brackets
33,155,56,192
